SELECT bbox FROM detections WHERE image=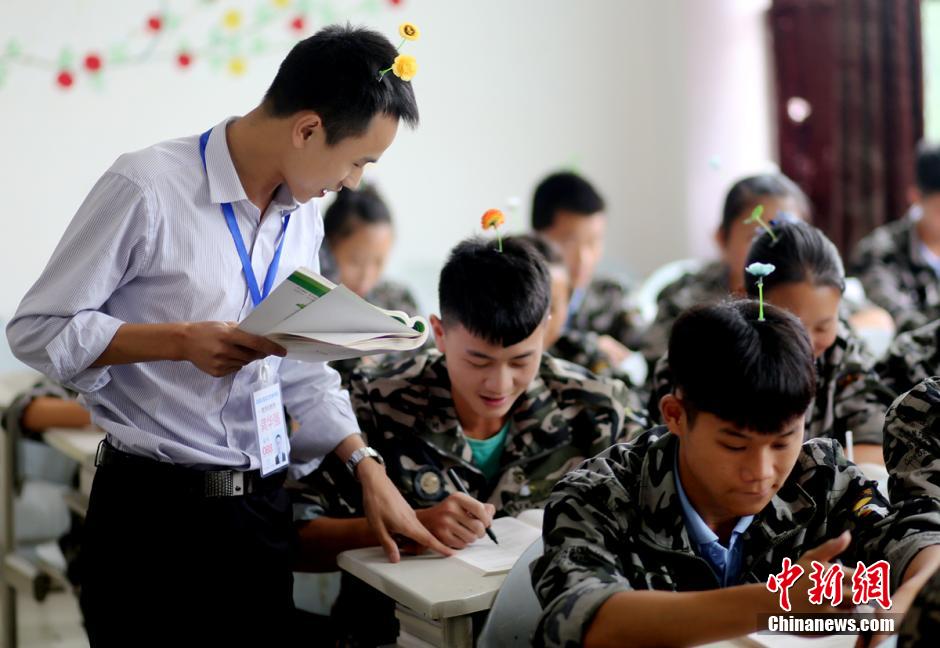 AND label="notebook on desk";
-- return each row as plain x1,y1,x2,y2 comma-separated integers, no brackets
450,512,543,576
